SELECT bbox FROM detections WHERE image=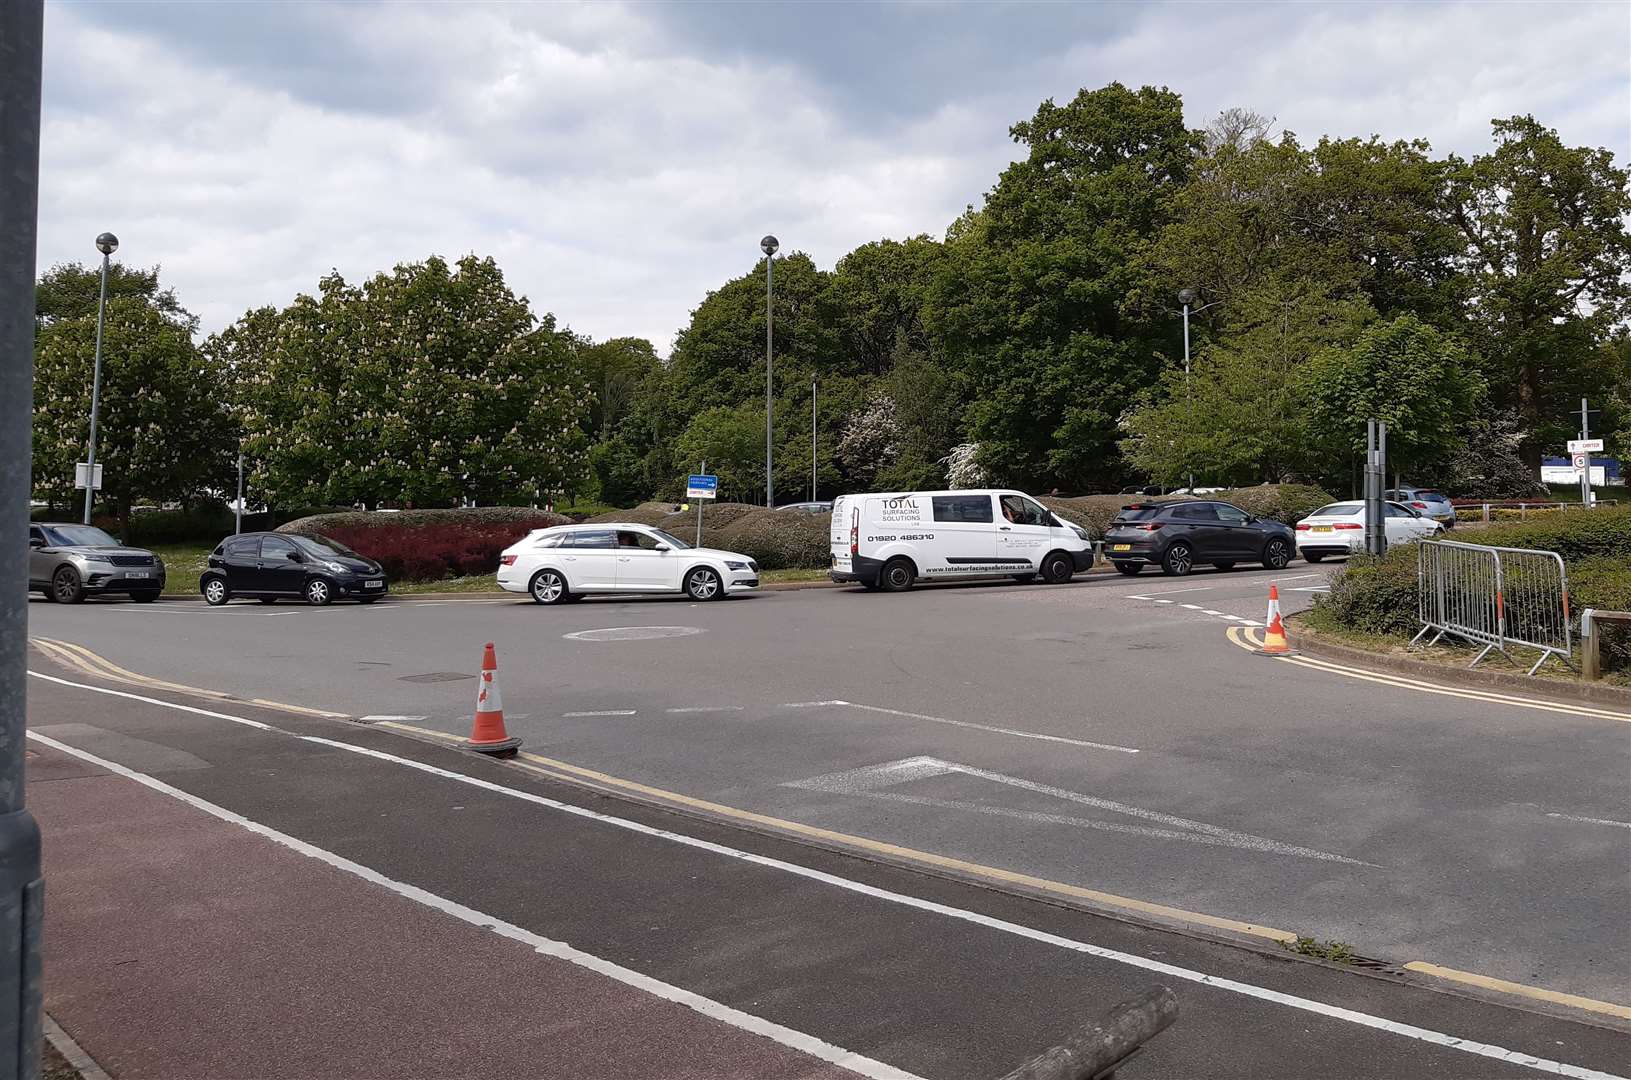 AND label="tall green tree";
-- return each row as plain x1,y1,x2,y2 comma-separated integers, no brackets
1445,116,1631,464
